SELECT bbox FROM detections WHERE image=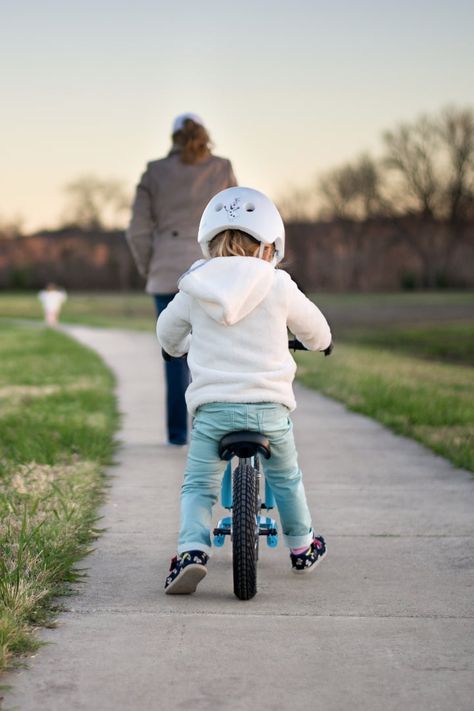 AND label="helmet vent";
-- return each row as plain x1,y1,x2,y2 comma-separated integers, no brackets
244,203,255,212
